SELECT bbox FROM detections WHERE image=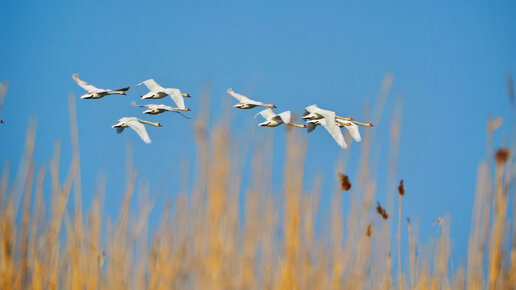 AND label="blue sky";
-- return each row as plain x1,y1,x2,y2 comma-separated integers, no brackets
1,0,515,266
